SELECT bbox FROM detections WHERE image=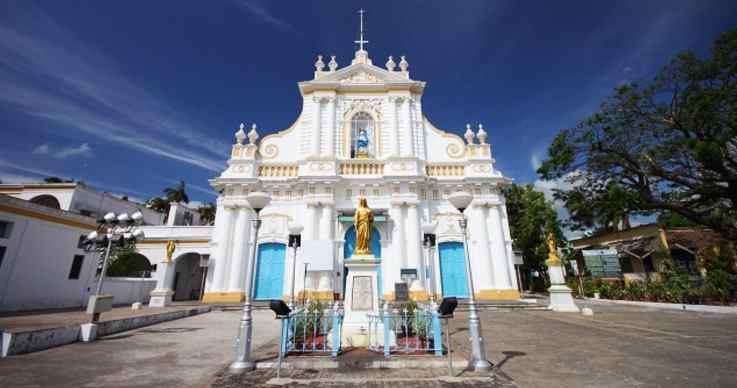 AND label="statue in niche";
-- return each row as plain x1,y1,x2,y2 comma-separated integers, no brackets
353,197,374,256
356,127,369,159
